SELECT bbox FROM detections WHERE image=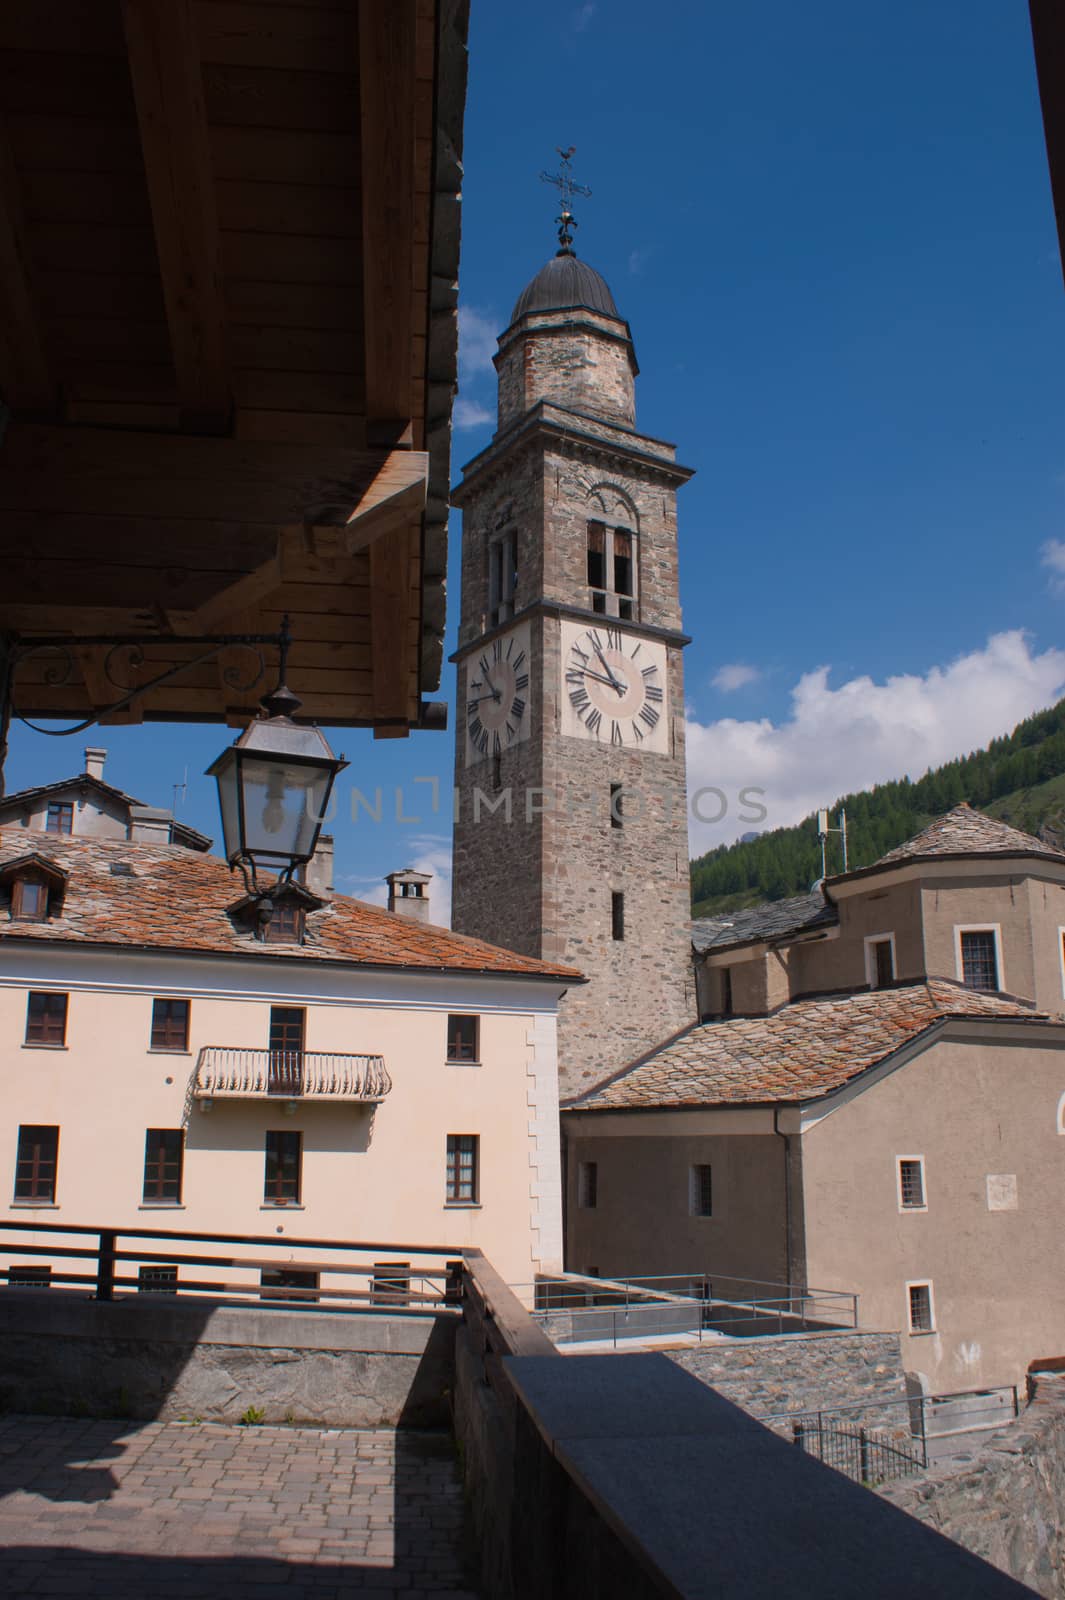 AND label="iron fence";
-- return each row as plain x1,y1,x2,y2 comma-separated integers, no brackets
792,1418,924,1486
